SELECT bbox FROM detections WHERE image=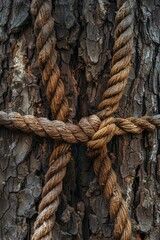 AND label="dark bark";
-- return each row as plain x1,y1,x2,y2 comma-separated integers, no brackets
0,0,160,239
